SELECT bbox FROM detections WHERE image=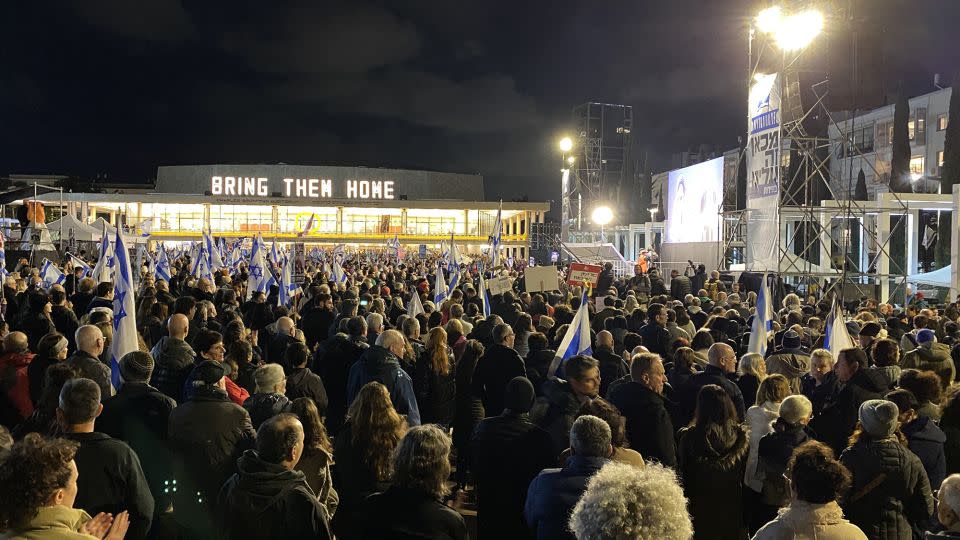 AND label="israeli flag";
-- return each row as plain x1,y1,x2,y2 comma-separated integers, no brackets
154,244,172,283
548,288,593,378
0,233,9,281
447,231,461,274
434,260,449,305
110,229,137,392
67,253,92,278
278,255,300,307
204,229,224,272
91,223,115,283
246,234,269,299
408,288,425,318
824,297,855,359
39,258,66,288
331,258,349,285
490,201,502,267
747,274,774,355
